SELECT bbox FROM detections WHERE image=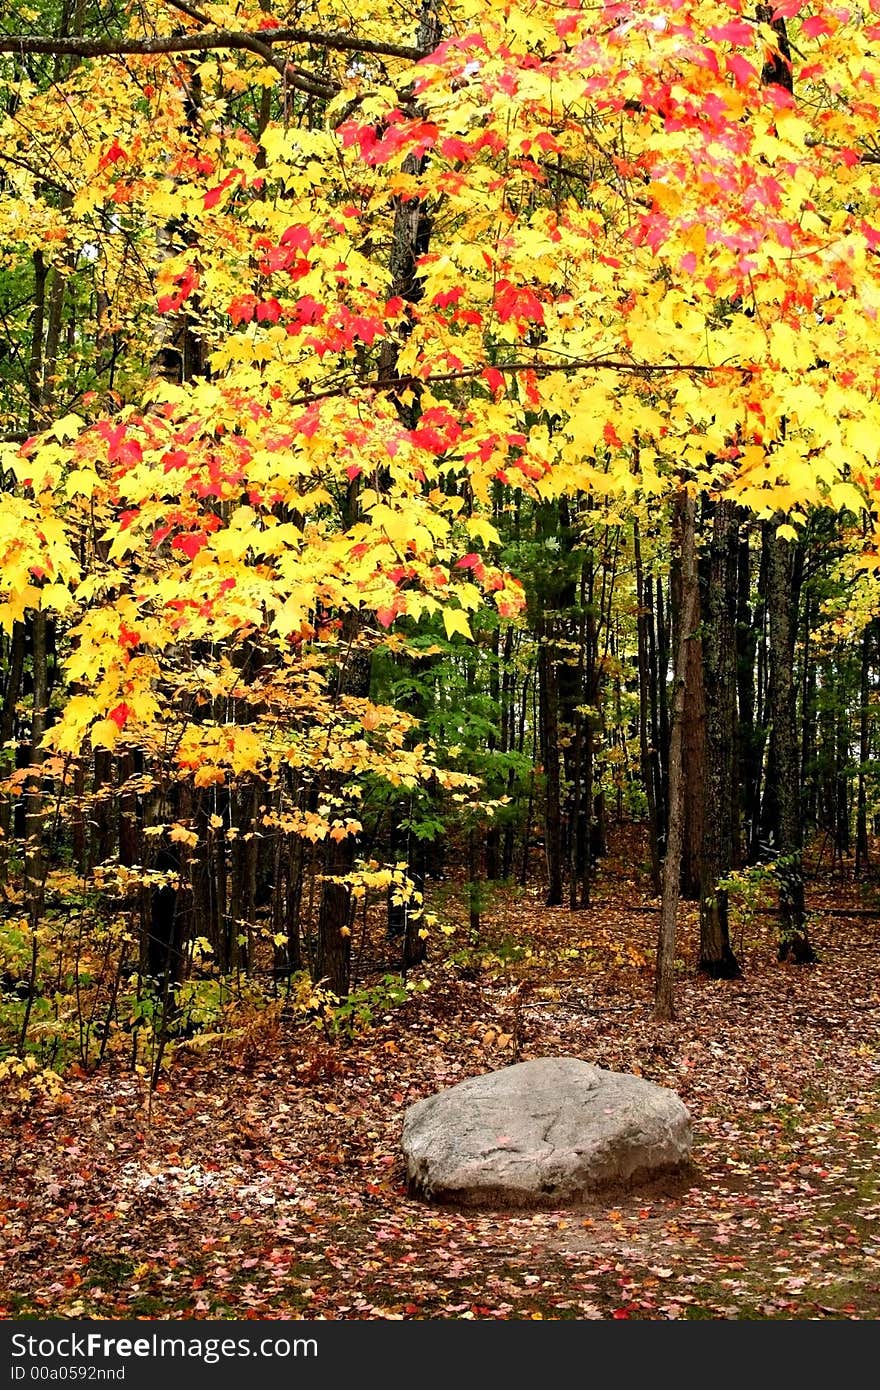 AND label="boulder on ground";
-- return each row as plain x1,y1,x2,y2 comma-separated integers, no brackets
403,1056,692,1208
